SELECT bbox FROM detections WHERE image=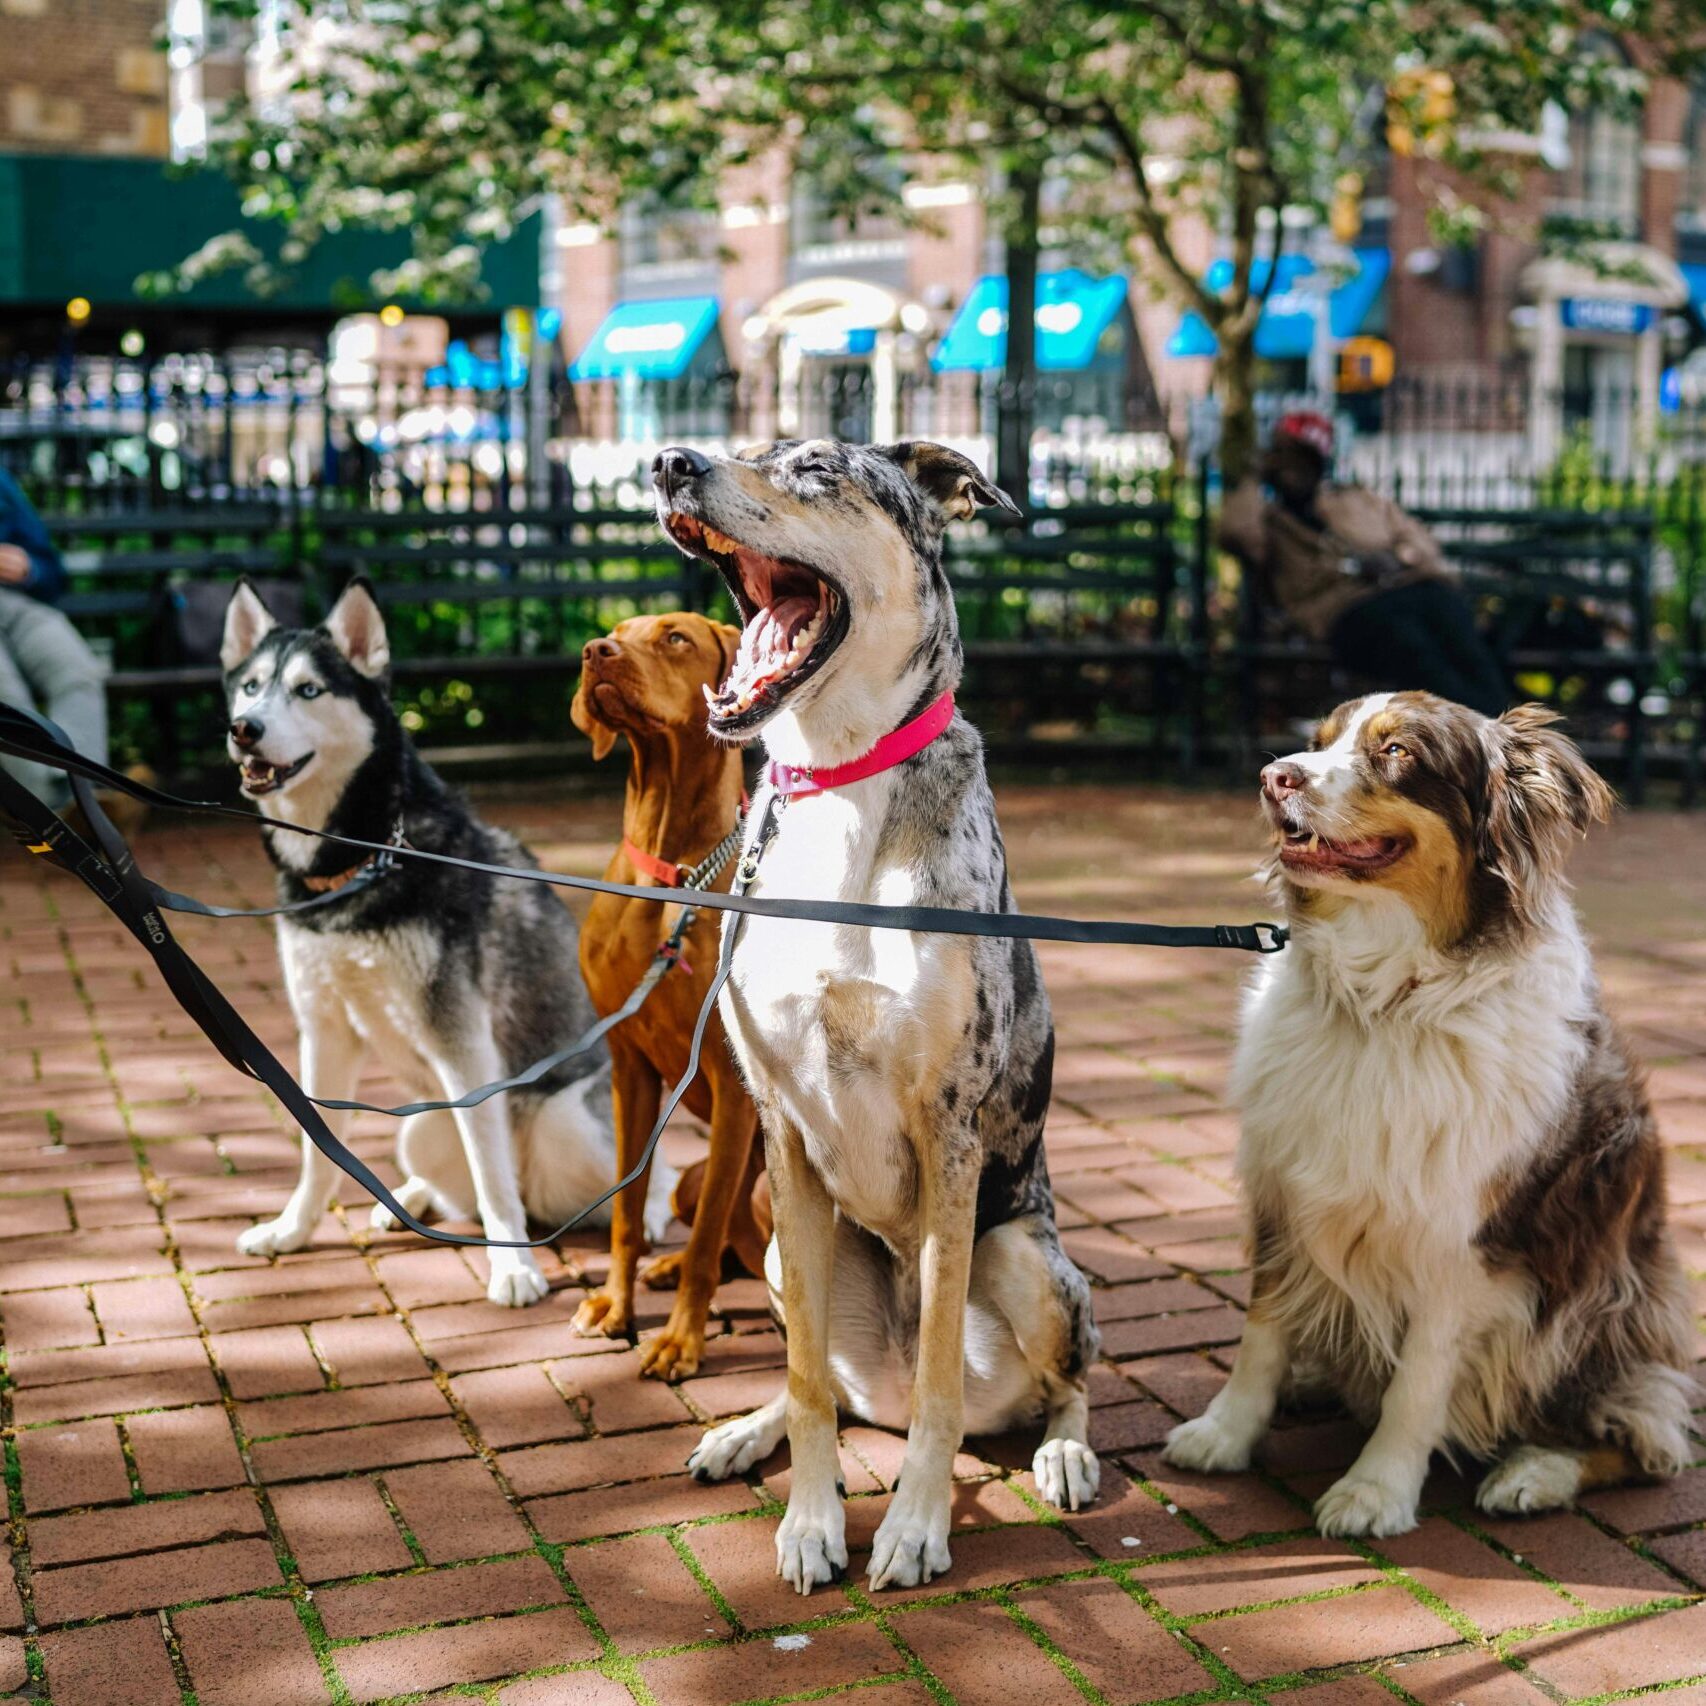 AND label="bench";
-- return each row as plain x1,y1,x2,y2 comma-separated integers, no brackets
43,506,303,770
1227,506,1656,801
947,500,1203,770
